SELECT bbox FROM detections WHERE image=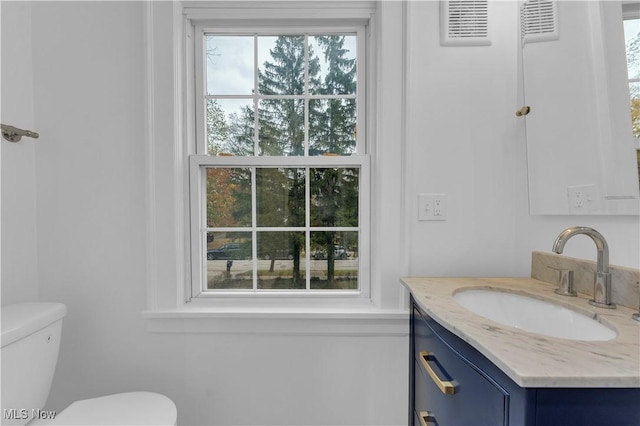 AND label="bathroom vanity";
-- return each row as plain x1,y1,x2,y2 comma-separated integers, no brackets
403,277,640,426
